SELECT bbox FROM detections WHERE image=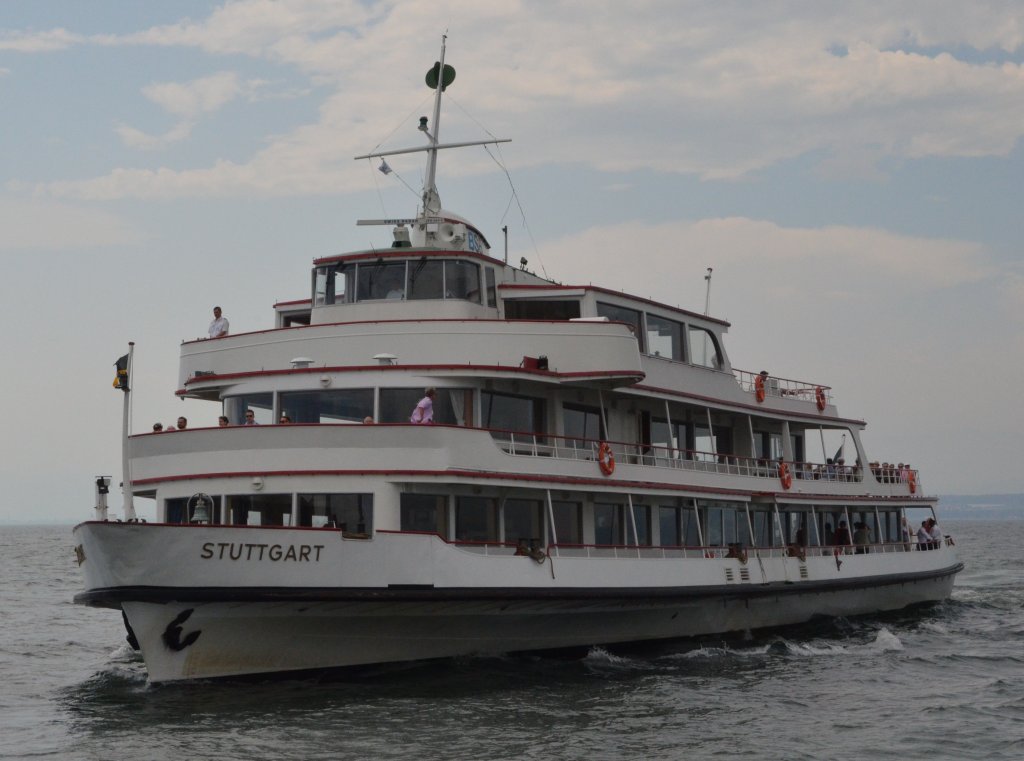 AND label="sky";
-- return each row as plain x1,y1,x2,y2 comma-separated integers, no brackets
1,0,1022,524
